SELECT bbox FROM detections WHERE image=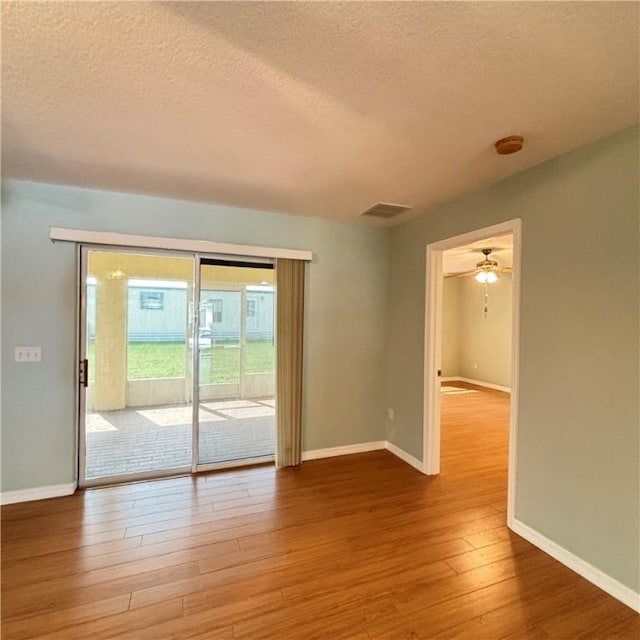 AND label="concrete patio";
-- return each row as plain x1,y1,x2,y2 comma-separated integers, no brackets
85,398,275,479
